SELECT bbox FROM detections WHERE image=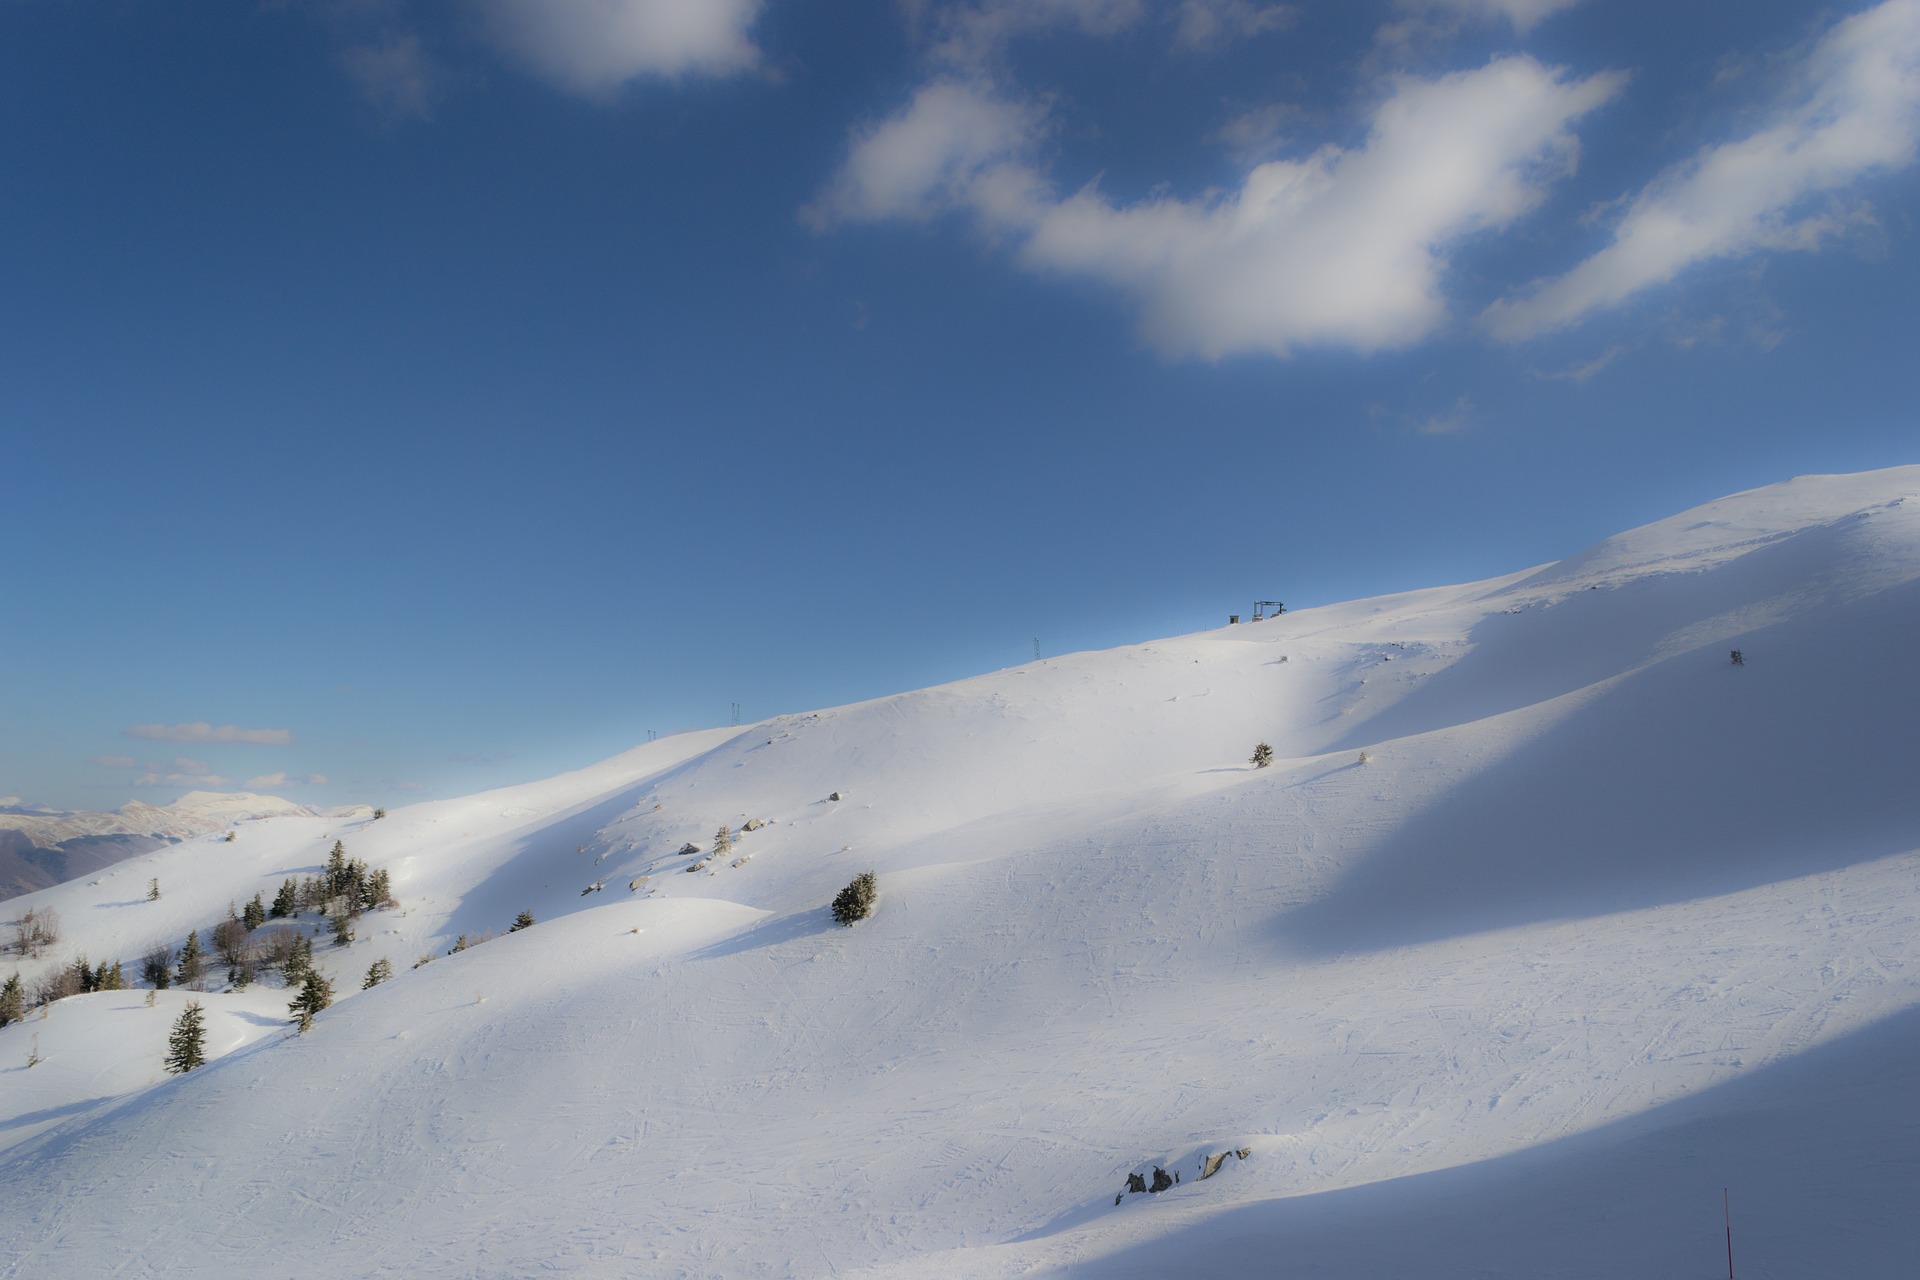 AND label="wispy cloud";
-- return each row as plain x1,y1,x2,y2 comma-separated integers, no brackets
473,0,762,96
344,33,441,120
131,770,232,789
1532,343,1632,383
813,58,1620,358
1395,0,1581,34
90,755,139,770
125,722,293,746
1417,394,1475,435
244,771,329,789
1173,1,1296,53
1484,0,1920,340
